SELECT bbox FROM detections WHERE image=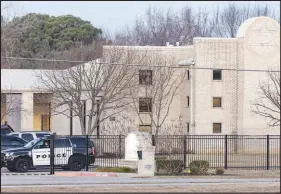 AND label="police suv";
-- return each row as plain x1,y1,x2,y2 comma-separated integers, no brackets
1,136,95,172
